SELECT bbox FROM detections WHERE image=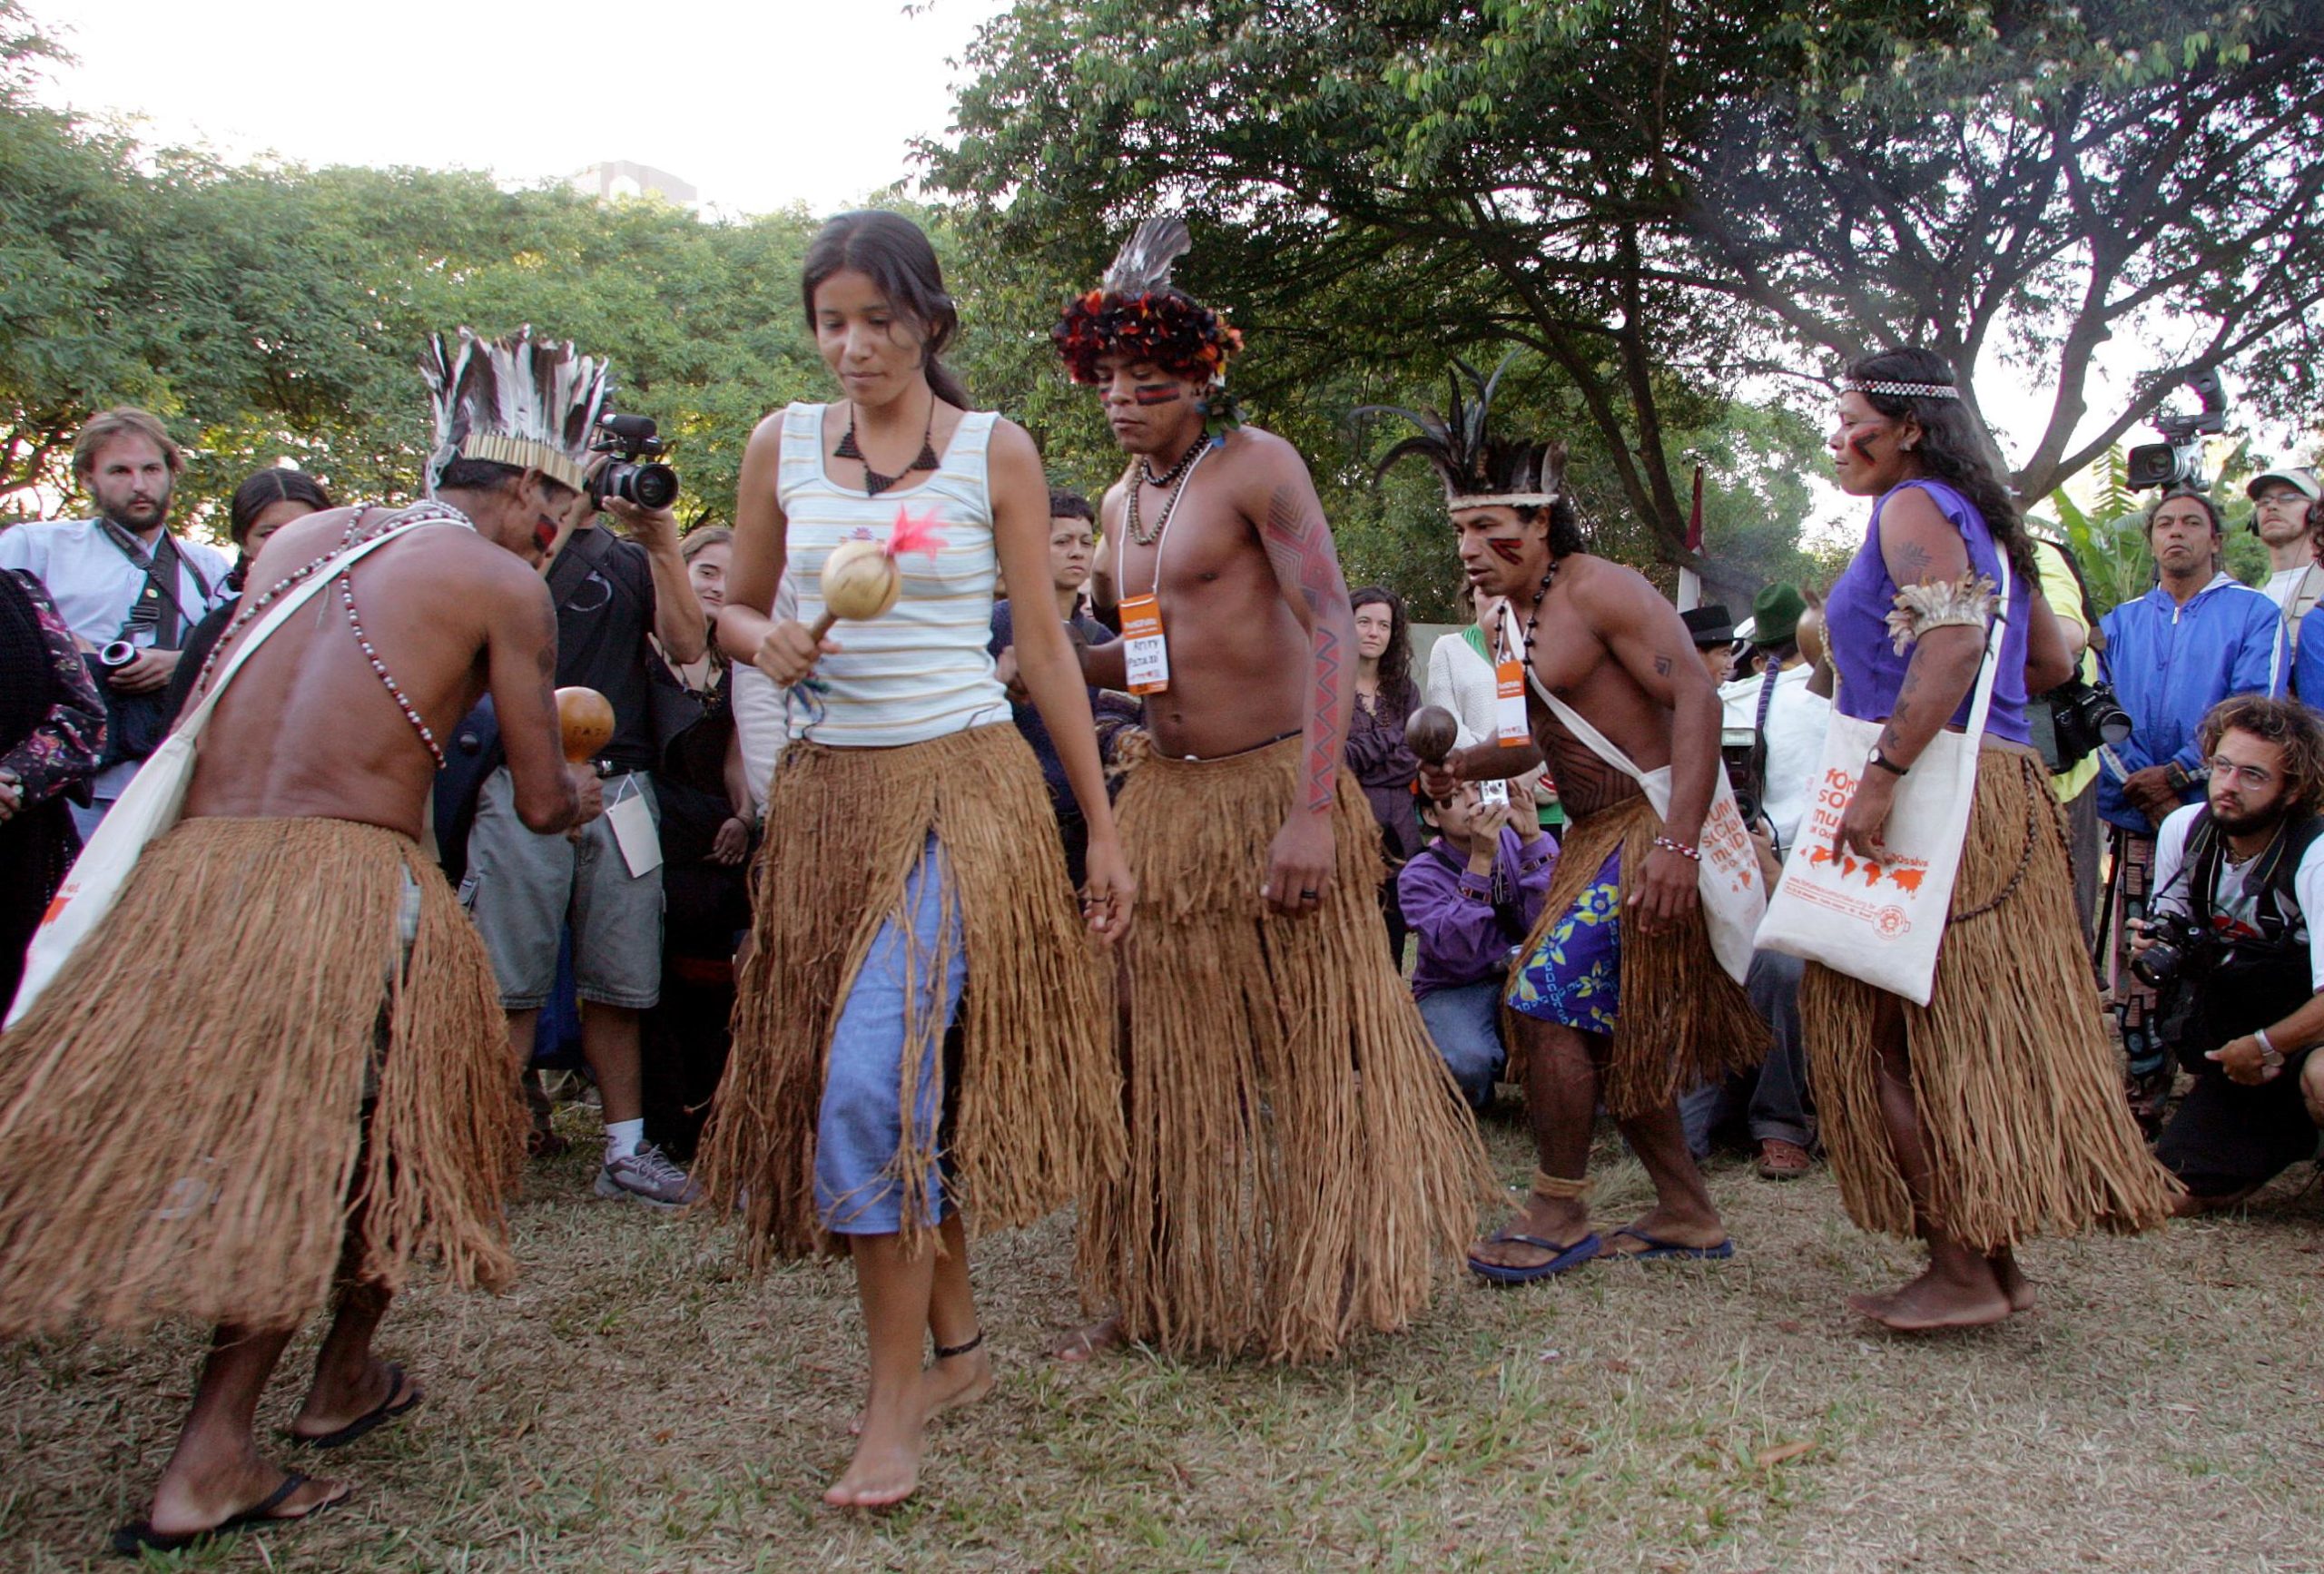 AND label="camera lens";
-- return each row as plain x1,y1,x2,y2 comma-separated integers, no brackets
625,463,679,510
98,640,138,669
